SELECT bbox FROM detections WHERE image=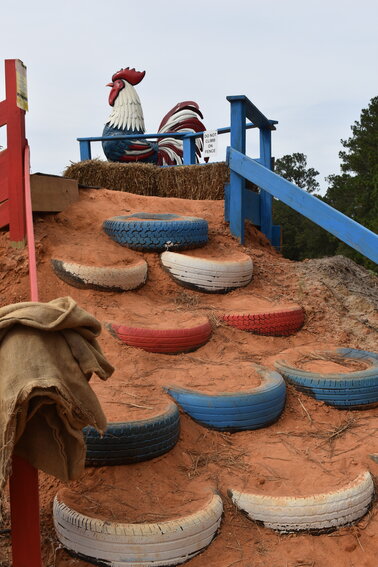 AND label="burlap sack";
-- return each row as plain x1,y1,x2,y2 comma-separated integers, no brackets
0,296,114,489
